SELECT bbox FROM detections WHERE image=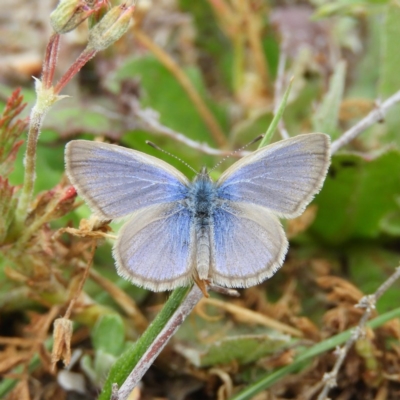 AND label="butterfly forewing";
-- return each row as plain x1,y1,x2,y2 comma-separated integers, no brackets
210,202,288,288
114,203,195,291
65,140,189,220
217,133,330,219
